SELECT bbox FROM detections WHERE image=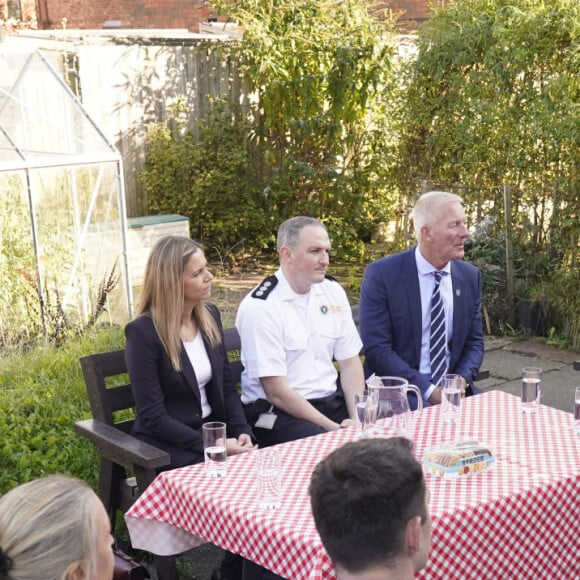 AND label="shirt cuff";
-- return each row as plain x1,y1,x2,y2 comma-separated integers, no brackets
424,383,438,401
